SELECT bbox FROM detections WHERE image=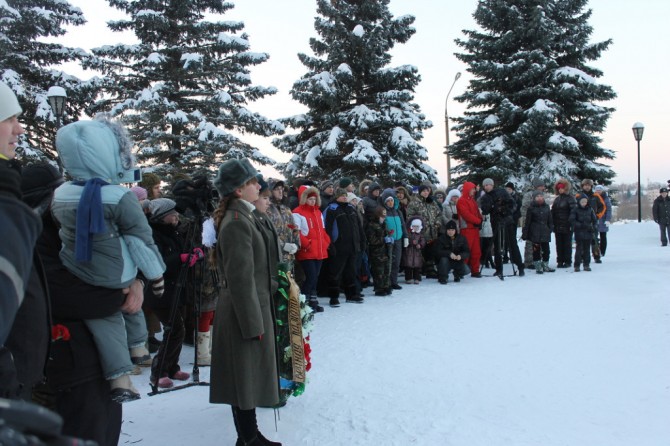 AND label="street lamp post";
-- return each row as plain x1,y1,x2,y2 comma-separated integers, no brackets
444,72,461,187
47,86,67,172
47,86,67,128
632,122,645,223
